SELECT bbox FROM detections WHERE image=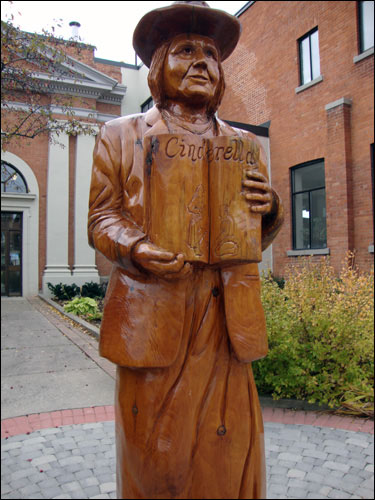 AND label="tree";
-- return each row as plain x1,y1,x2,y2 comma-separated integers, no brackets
1,4,97,150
